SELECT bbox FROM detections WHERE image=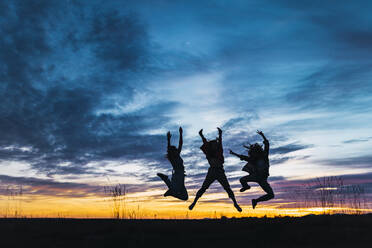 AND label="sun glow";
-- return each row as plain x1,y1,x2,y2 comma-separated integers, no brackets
1,191,370,219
